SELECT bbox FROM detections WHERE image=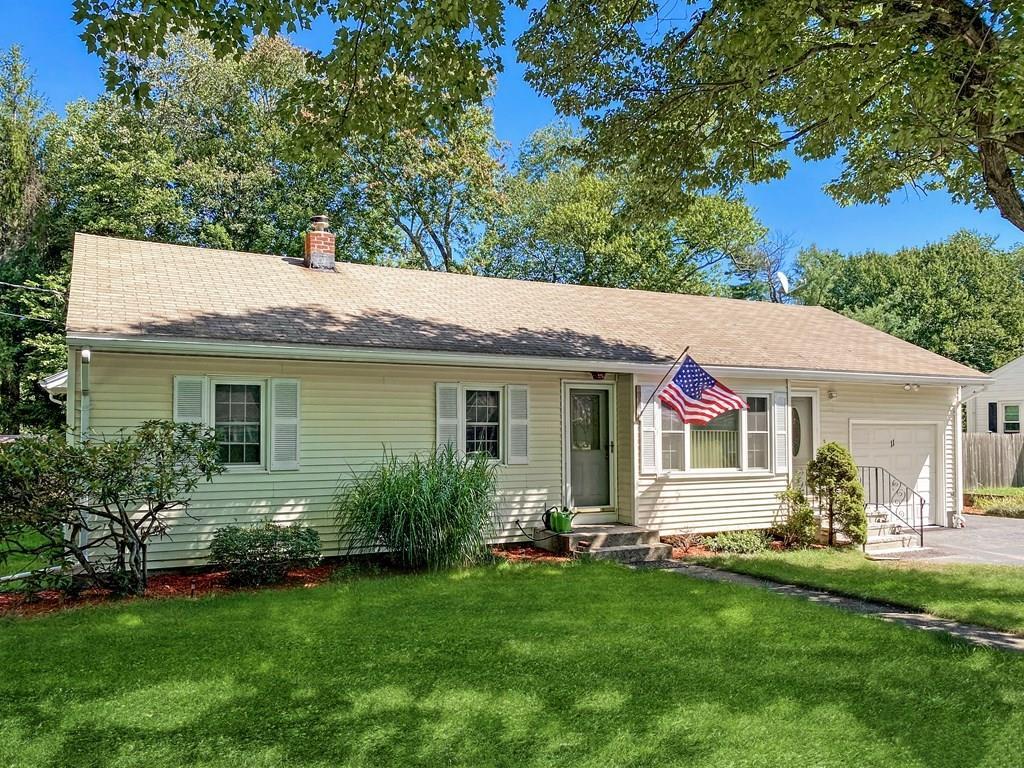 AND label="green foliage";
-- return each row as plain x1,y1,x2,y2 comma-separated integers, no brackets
209,522,321,586
774,484,819,548
806,442,868,546
73,0,505,140
701,529,770,554
520,1,1024,232
793,232,1024,372
334,445,498,571
0,420,223,594
973,495,1024,519
475,125,764,293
